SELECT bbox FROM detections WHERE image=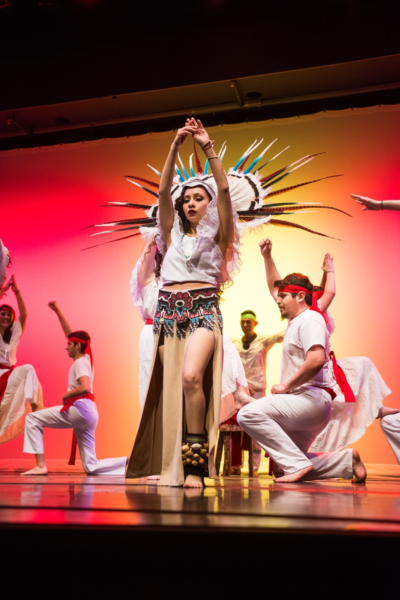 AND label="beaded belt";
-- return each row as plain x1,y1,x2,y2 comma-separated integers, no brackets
153,287,222,340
